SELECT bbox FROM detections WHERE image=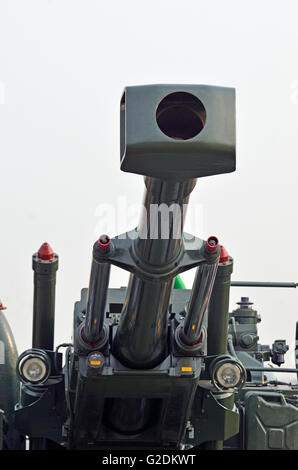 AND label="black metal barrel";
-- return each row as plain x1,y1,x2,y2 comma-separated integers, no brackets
32,243,58,351
181,253,219,346
114,177,196,368
207,247,233,356
83,236,111,345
